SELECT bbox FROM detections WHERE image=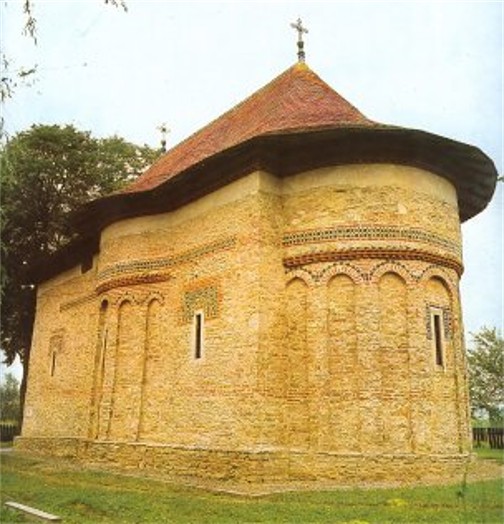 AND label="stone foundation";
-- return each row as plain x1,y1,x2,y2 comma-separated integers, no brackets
15,436,471,491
